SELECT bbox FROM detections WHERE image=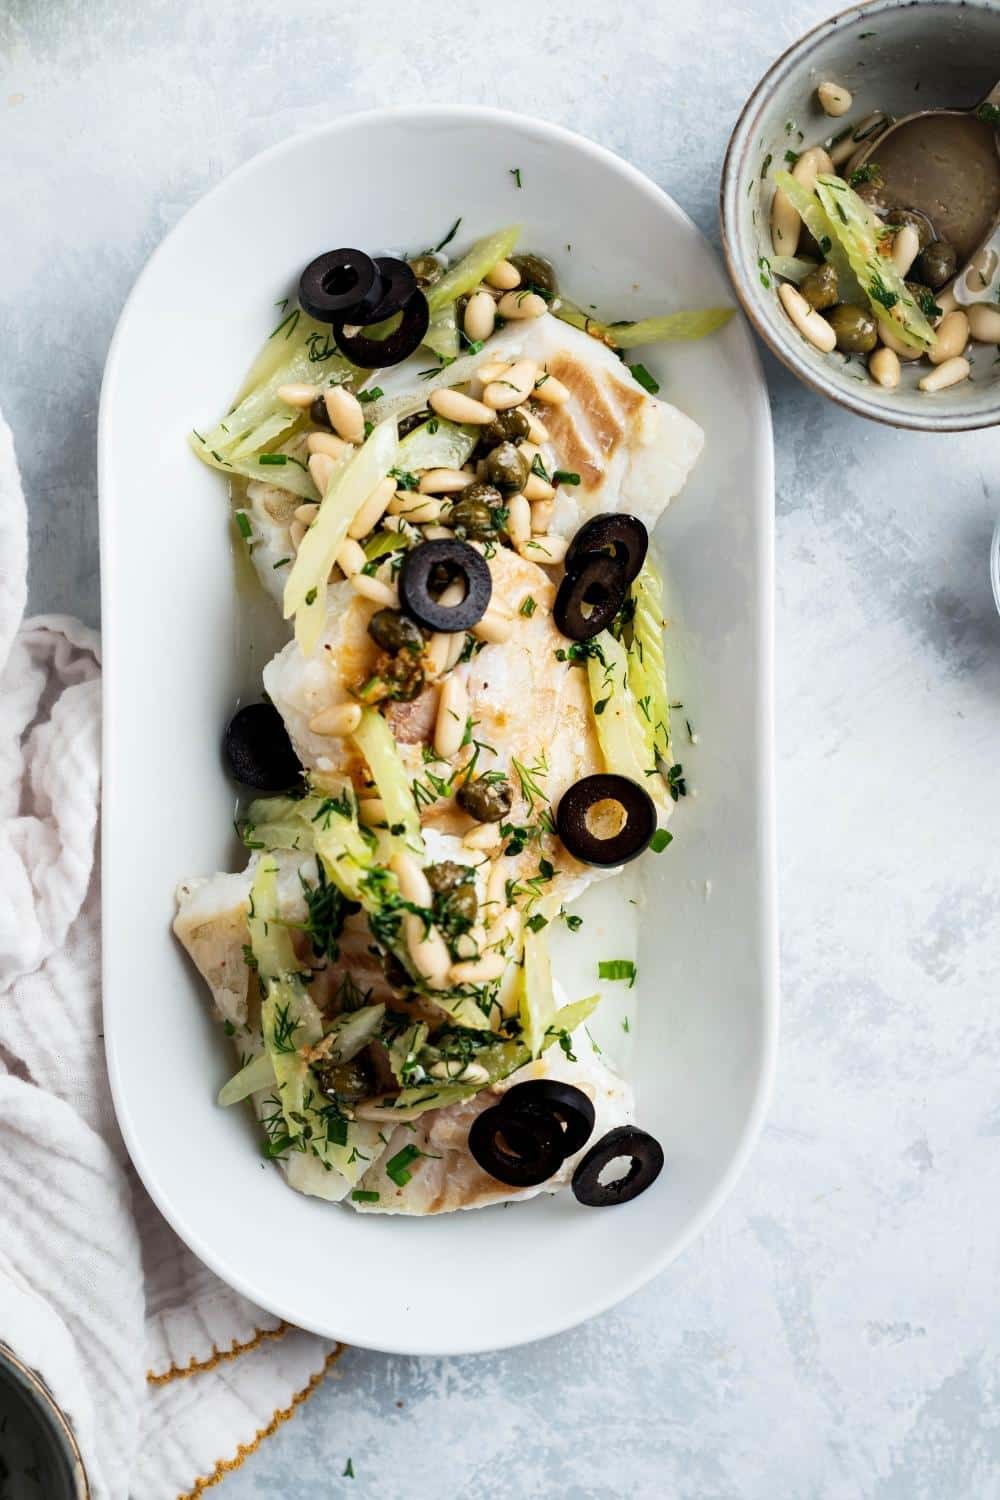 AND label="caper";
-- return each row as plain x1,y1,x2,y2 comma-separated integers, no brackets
914,239,957,291
310,394,332,430
426,860,473,893
443,882,478,928
456,775,514,823
825,303,878,354
884,206,933,250
356,650,425,705
450,483,503,539
313,1052,374,1103
799,262,839,311
398,409,431,439
367,608,424,655
482,407,531,447
485,442,529,496
905,280,942,319
510,253,558,297
408,255,443,288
